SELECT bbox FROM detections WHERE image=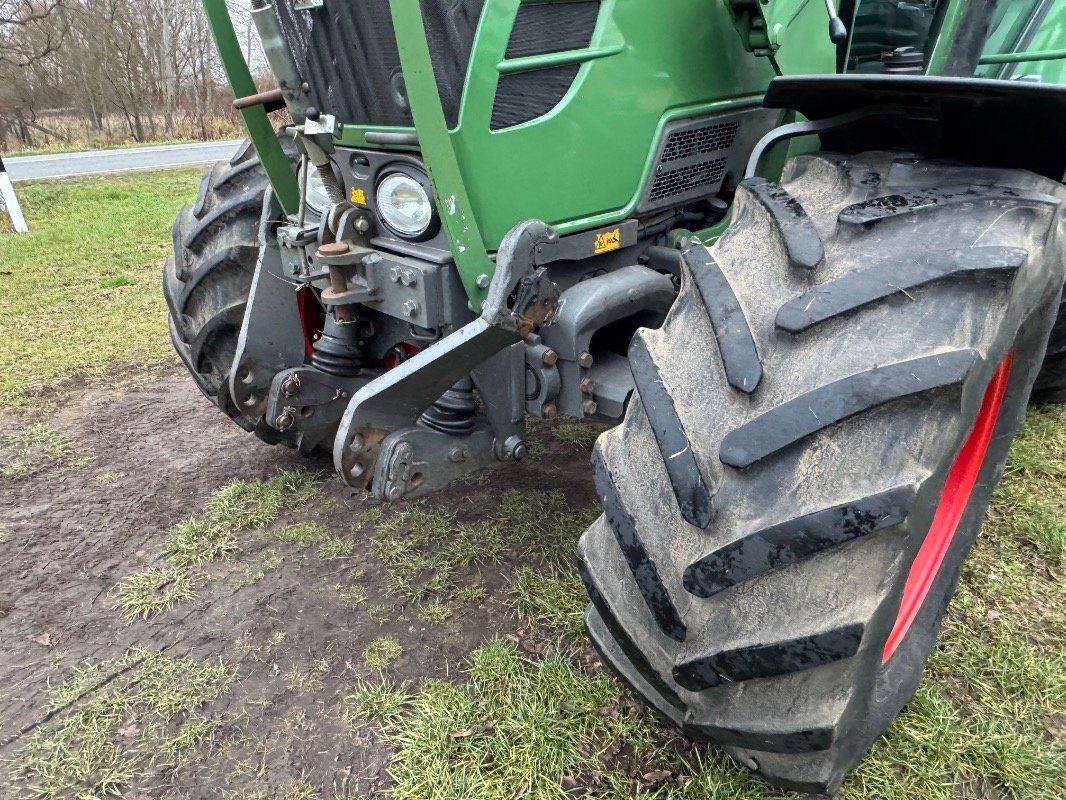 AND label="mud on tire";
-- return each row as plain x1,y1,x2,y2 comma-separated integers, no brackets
163,136,295,438
578,152,1066,793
